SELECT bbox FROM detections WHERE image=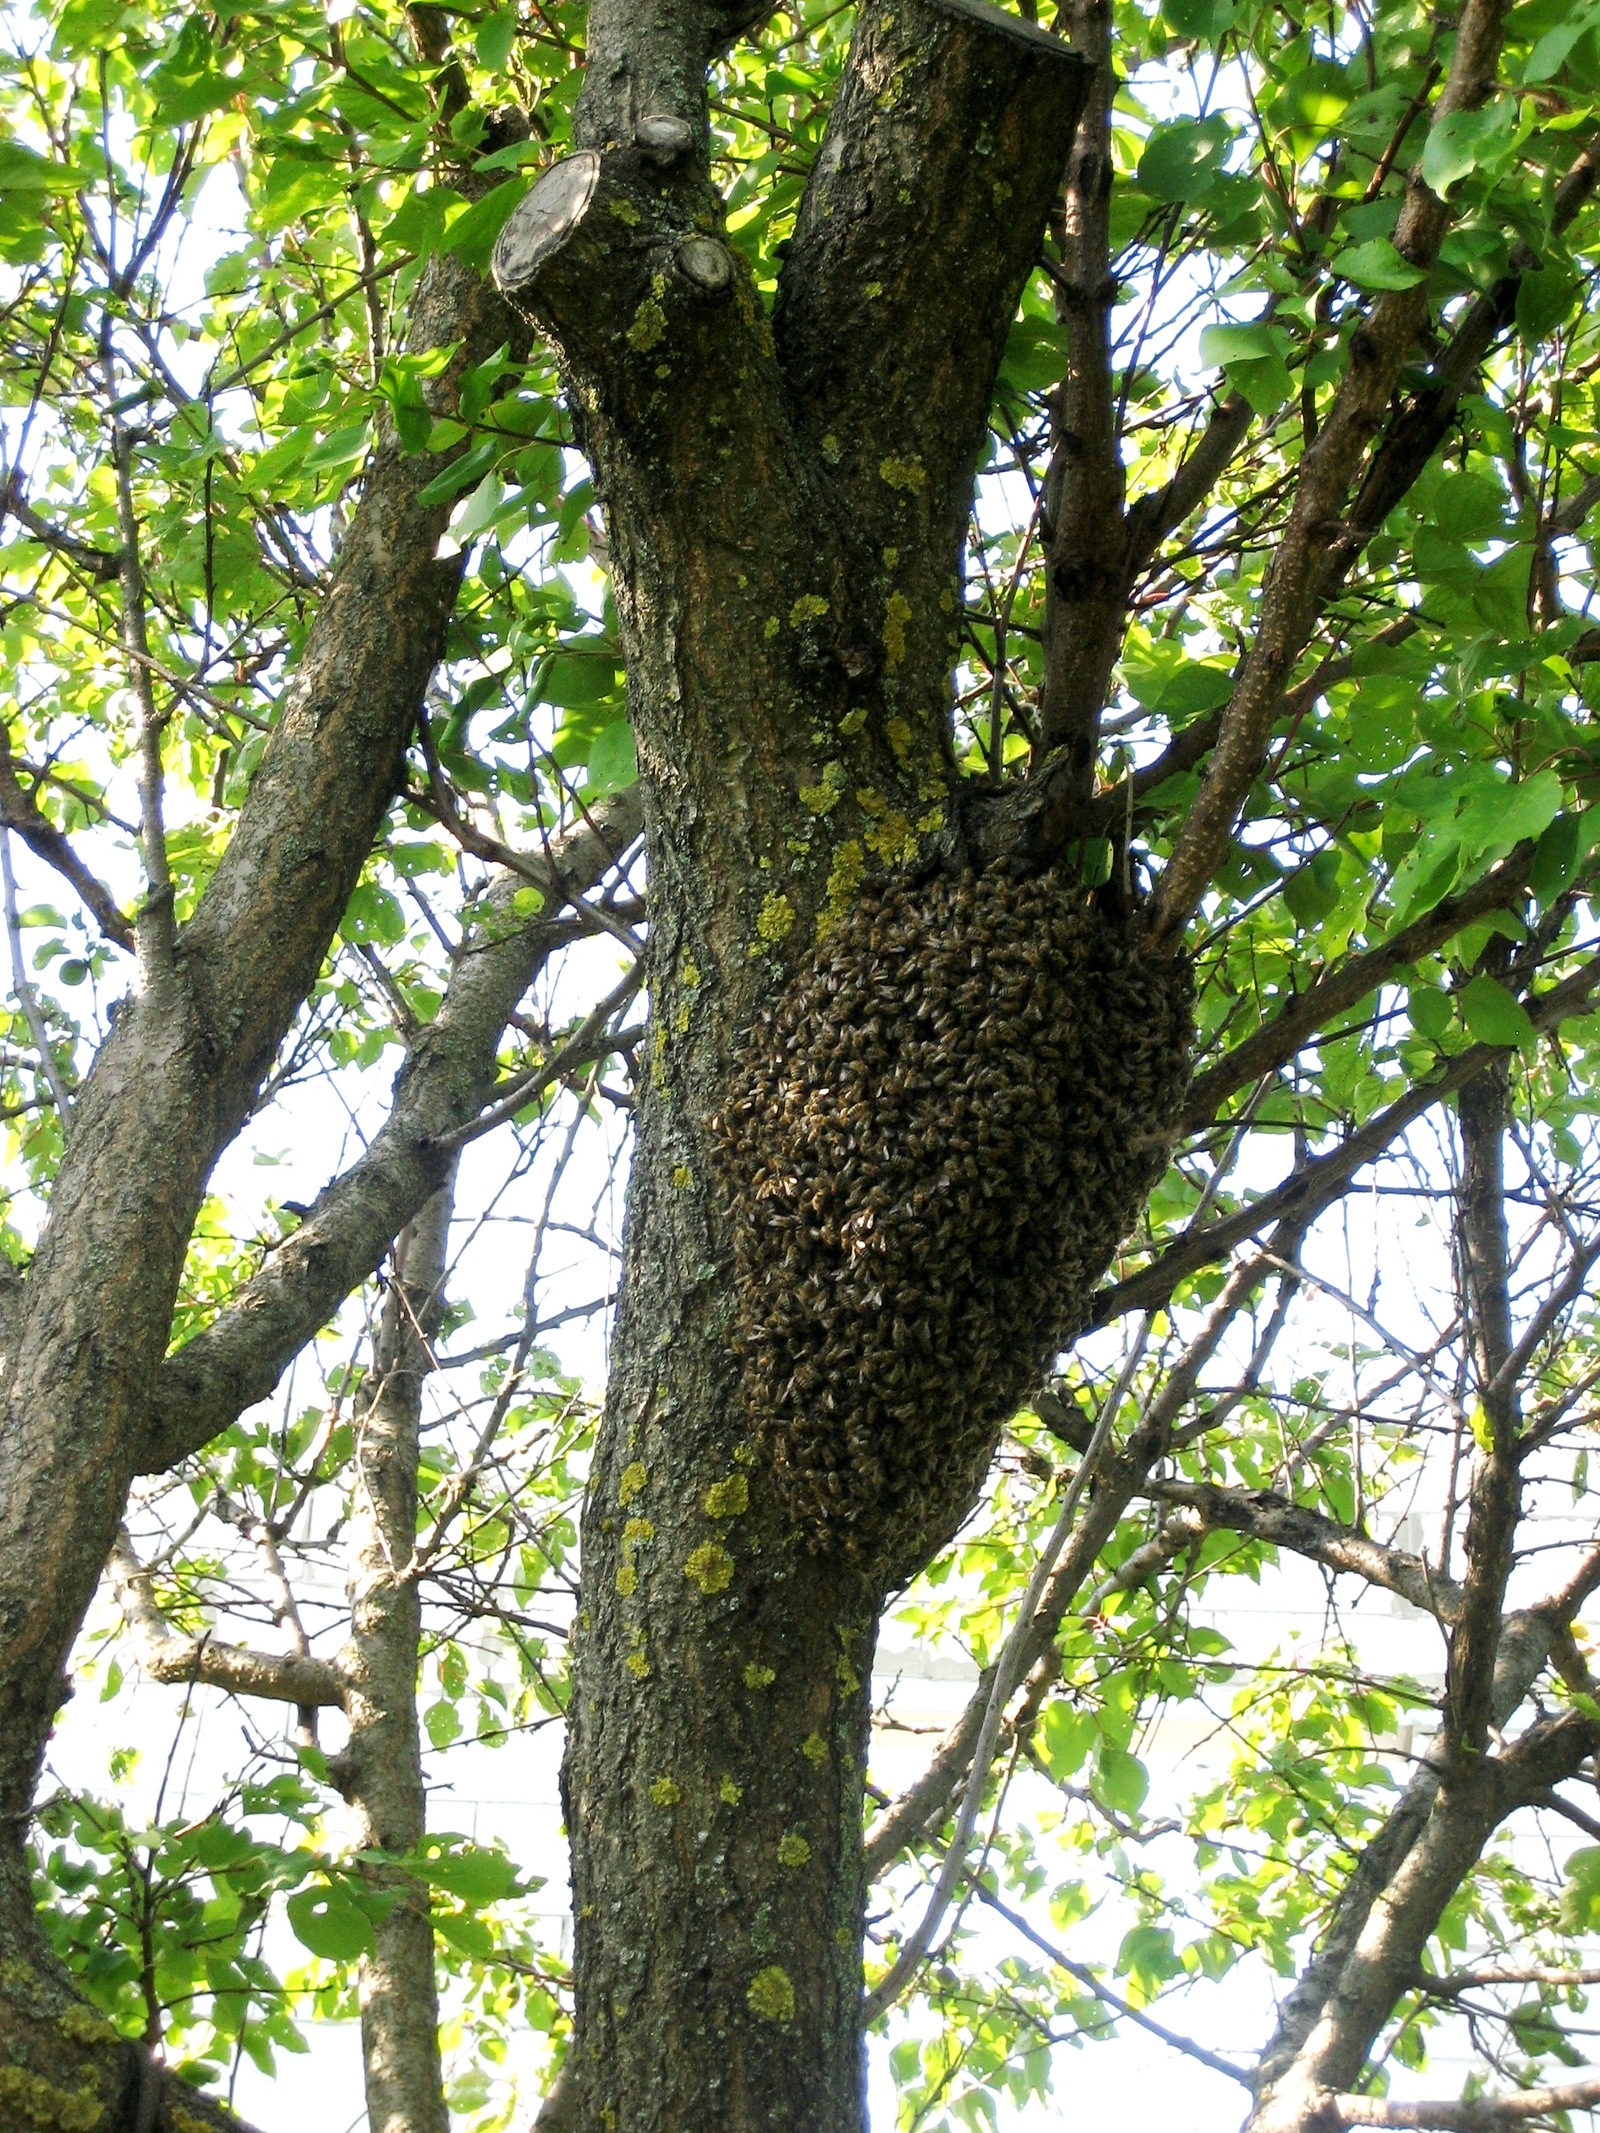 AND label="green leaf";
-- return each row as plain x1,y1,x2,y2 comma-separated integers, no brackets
450,472,507,546
1039,1702,1097,1780
587,718,638,796
1525,6,1600,82
1562,1847,1600,1931
1420,104,1513,195
1327,239,1427,291
1407,984,1453,1041
1138,117,1234,204
1198,322,1280,367
413,1840,520,1905
1162,0,1239,34
1459,974,1537,1049
999,317,1069,396
475,8,518,68
1095,1745,1148,1816
1531,812,1590,905
541,646,622,710
285,1884,374,1962
439,176,534,271
424,1698,463,1748
1516,262,1581,343
1284,848,1341,928
417,437,501,508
